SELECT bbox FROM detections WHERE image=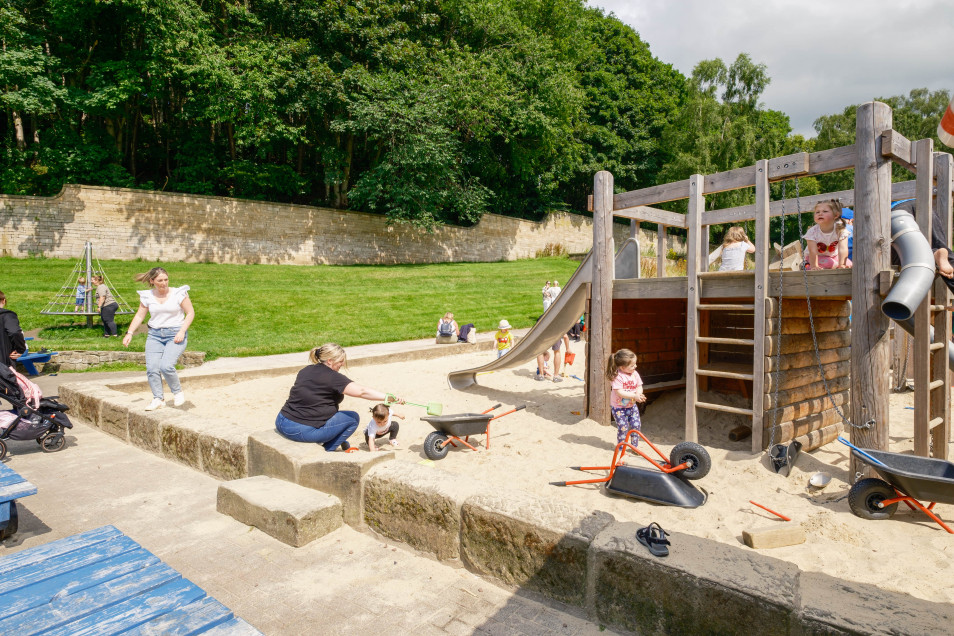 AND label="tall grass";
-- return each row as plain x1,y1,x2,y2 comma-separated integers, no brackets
0,256,580,360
